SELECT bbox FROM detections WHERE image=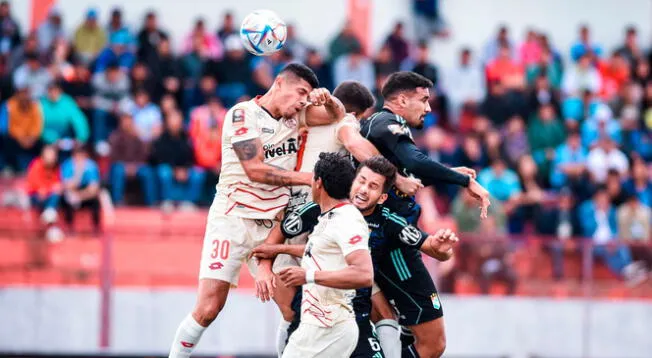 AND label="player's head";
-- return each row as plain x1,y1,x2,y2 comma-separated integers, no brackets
381,71,433,129
333,81,376,119
272,63,319,119
312,152,356,203
350,156,397,214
